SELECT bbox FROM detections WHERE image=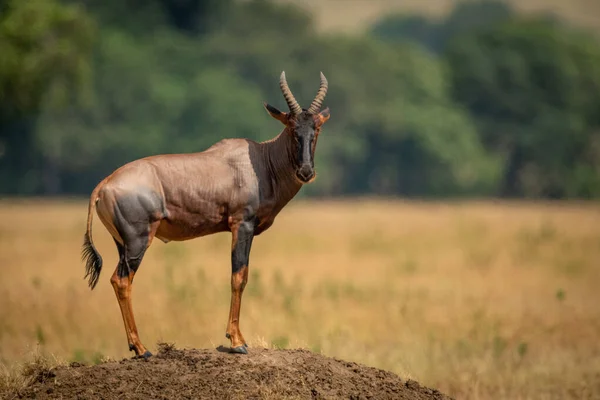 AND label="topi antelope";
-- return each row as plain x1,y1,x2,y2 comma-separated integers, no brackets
82,72,330,358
